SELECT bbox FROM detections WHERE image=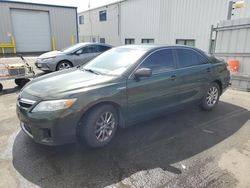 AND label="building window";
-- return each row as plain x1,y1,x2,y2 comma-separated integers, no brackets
176,39,195,47
99,10,107,21
125,38,135,45
92,37,96,42
141,39,154,44
100,38,105,43
79,15,84,24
